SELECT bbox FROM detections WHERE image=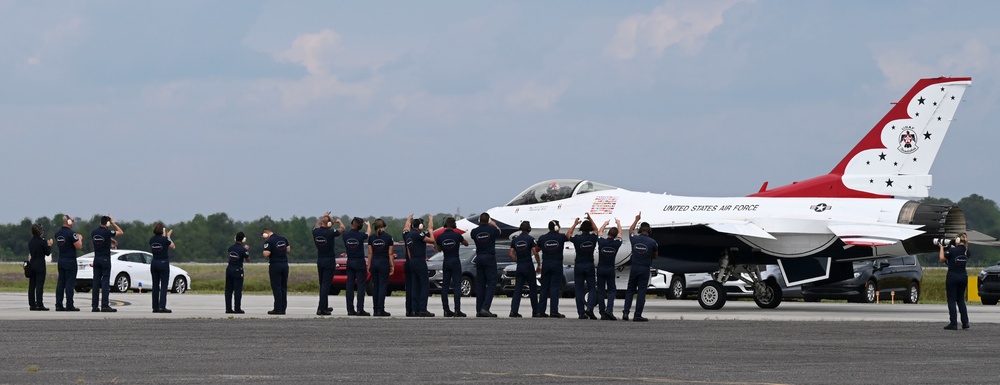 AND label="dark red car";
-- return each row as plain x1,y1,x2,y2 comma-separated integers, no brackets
330,242,436,296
